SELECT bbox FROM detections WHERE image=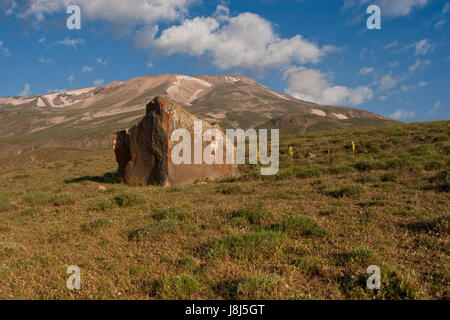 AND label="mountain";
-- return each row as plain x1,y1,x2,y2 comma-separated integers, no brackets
0,74,393,157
